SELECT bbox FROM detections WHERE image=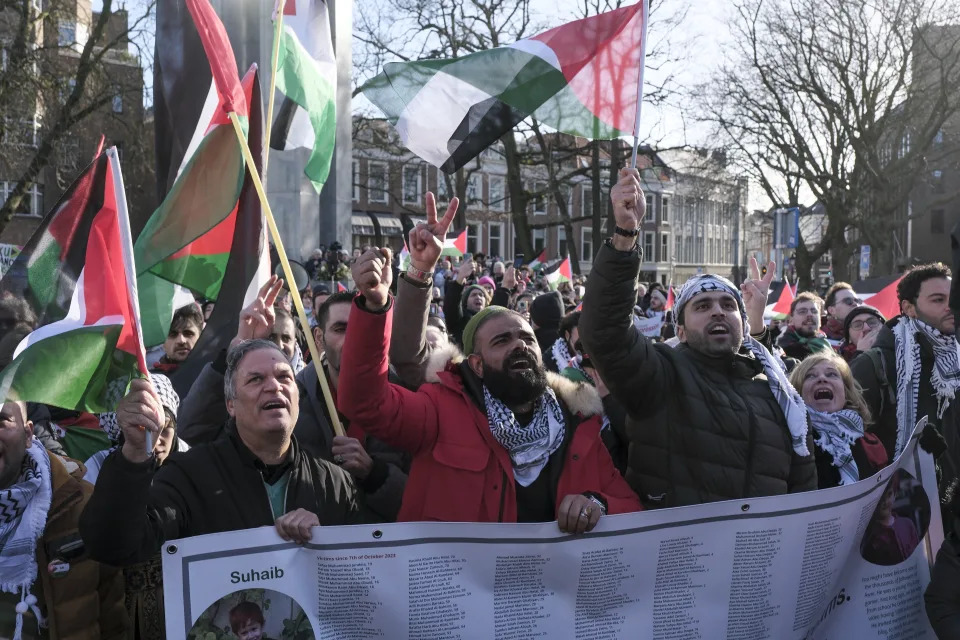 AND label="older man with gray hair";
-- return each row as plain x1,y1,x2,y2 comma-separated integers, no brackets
80,339,362,567
580,167,817,509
